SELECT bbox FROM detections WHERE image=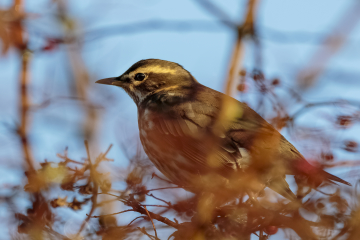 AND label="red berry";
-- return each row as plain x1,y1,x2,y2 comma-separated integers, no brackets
264,226,278,235
321,152,334,161
42,38,63,52
344,141,358,152
237,83,247,92
272,78,280,86
252,70,264,81
337,116,352,127
42,42,56,51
